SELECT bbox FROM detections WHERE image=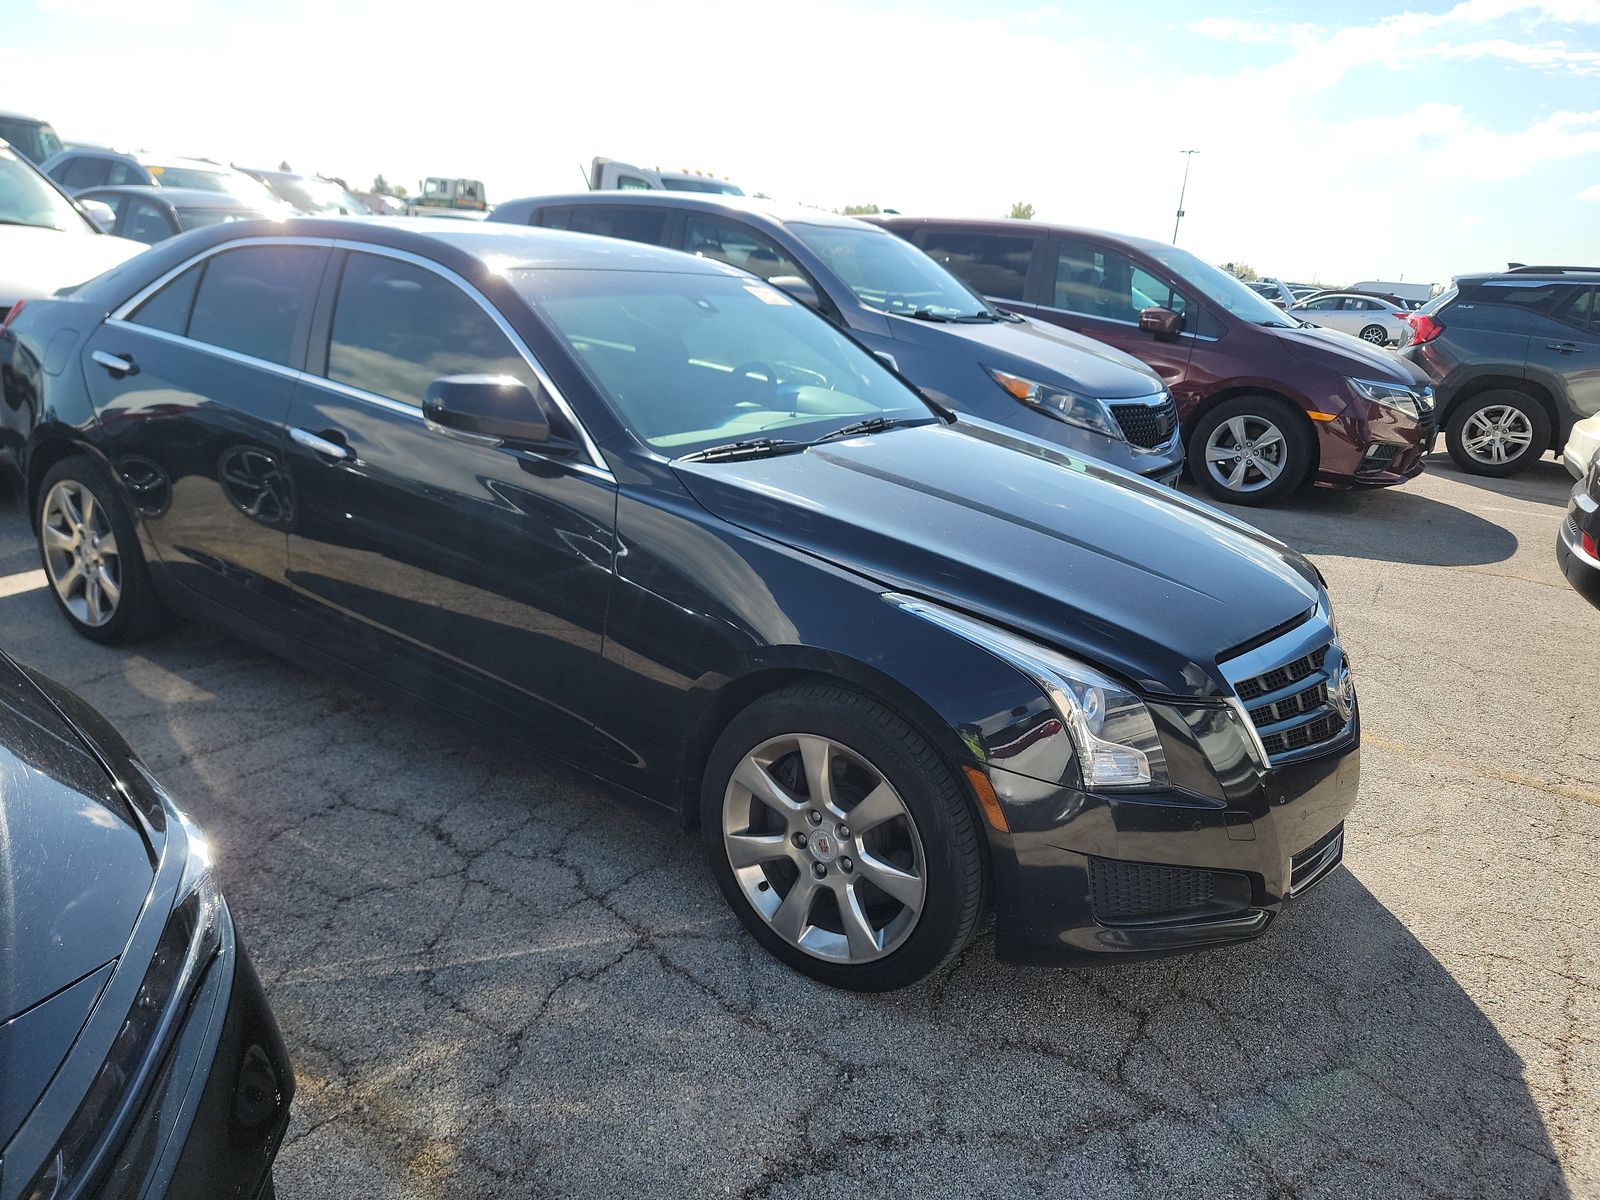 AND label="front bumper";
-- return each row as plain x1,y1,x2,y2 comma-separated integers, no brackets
1312,400,1438,490
981,717,1361,964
